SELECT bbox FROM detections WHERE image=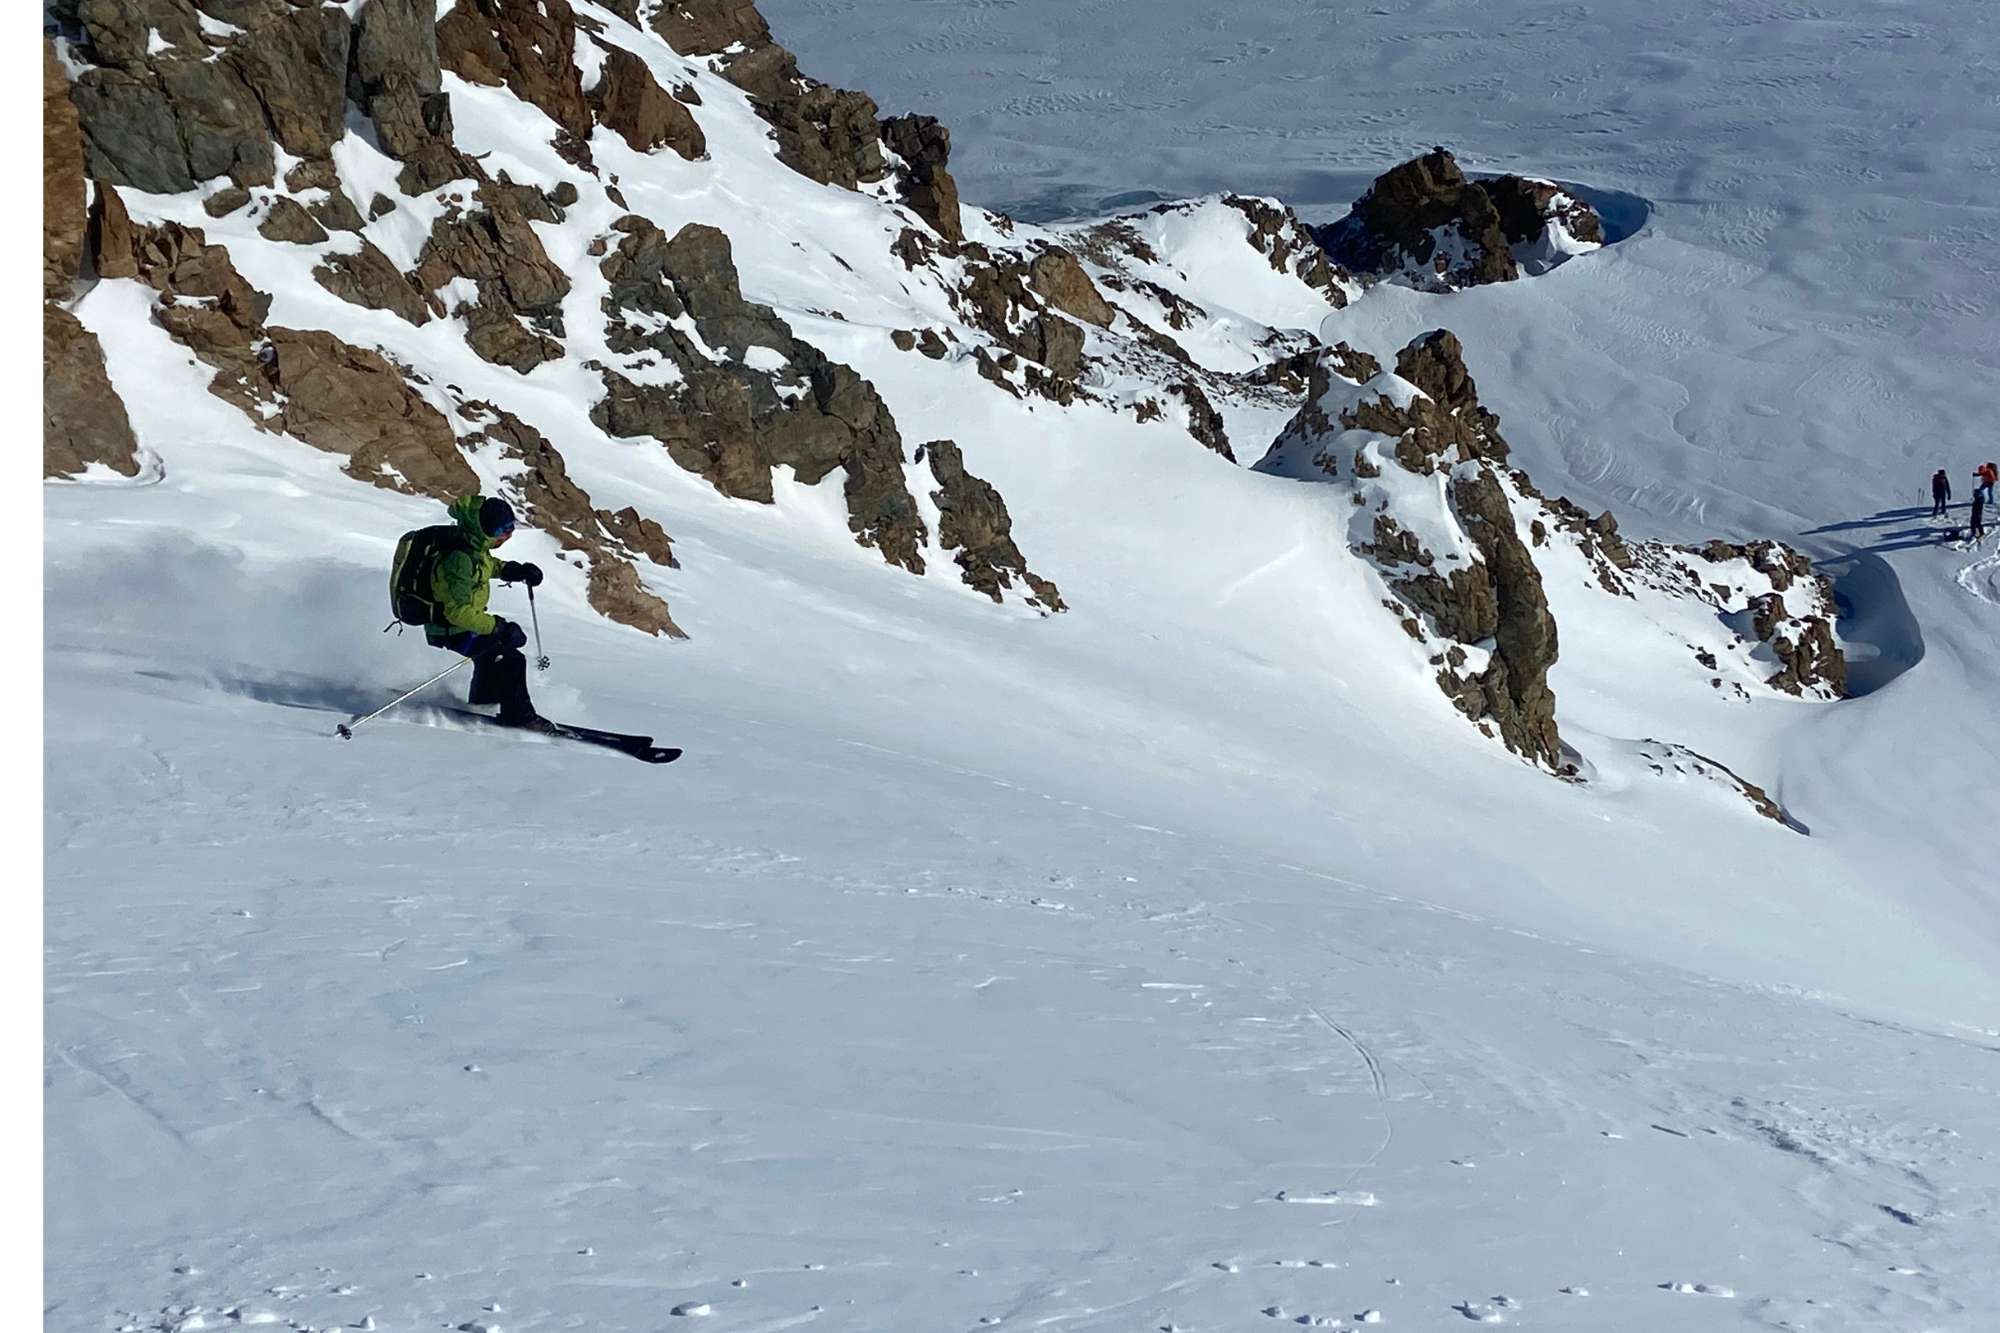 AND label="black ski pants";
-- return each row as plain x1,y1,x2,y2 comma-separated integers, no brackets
439,629,536,723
